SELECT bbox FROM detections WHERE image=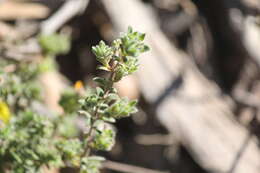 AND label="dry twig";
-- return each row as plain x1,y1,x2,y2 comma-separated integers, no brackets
103,160,170,173
40,0,89,34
